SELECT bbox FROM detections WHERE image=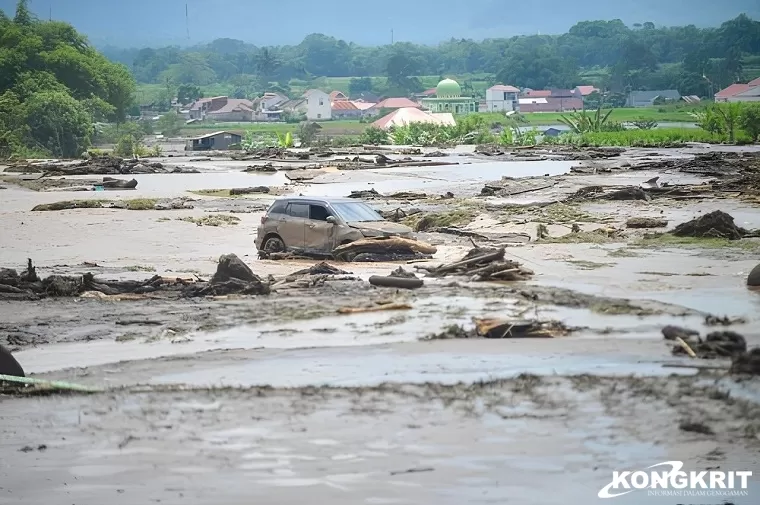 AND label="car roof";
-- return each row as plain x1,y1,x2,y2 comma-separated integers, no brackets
273,196,360,204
